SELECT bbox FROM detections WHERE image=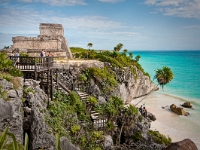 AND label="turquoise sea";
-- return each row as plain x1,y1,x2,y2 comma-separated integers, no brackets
132,50,200,101
131,50,200,148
